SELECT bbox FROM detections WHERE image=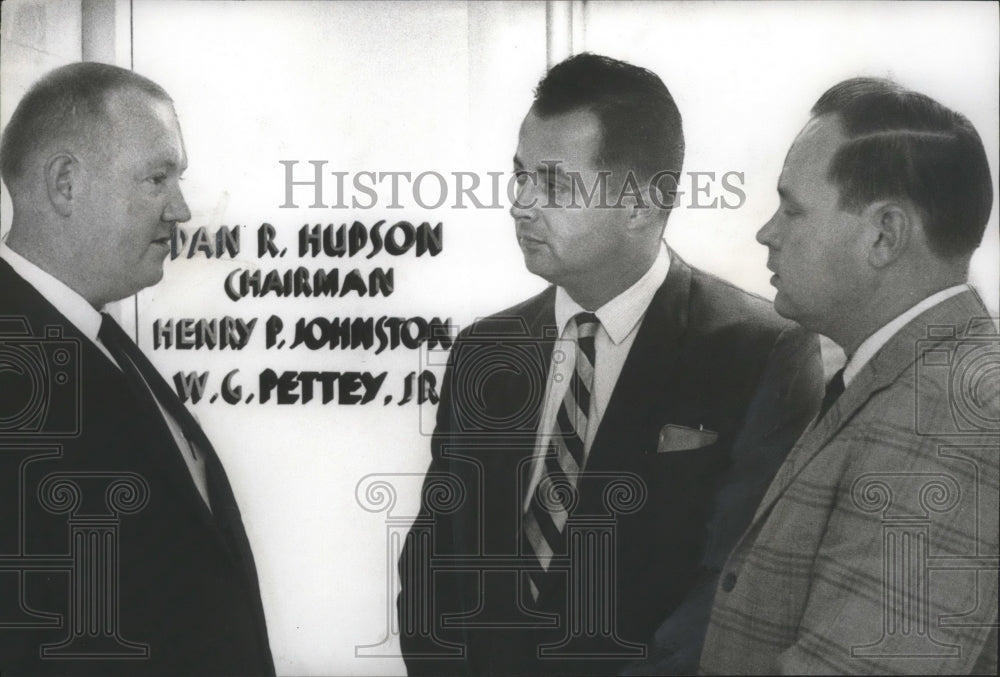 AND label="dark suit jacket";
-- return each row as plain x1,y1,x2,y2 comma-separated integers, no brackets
700,289,999,675
0,258,274,676
398,252,824,676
